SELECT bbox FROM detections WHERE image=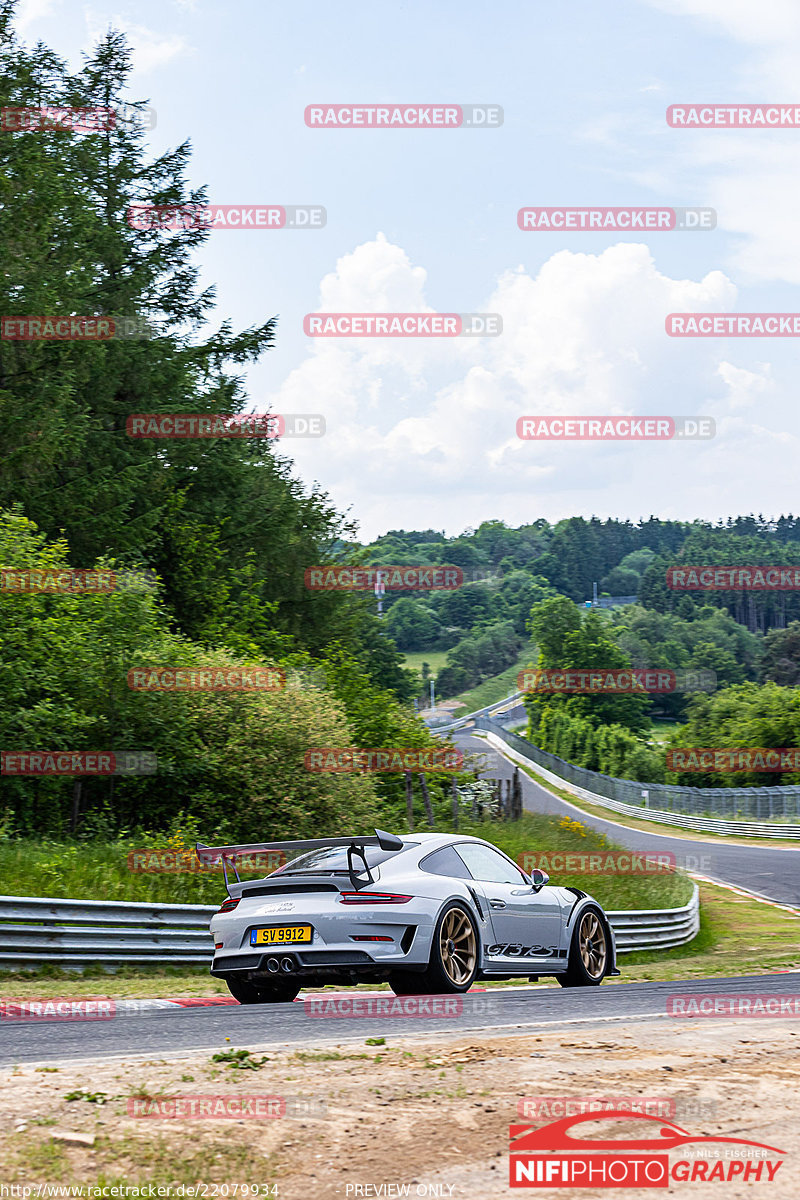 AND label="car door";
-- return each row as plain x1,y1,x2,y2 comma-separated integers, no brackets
454,842,565,966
